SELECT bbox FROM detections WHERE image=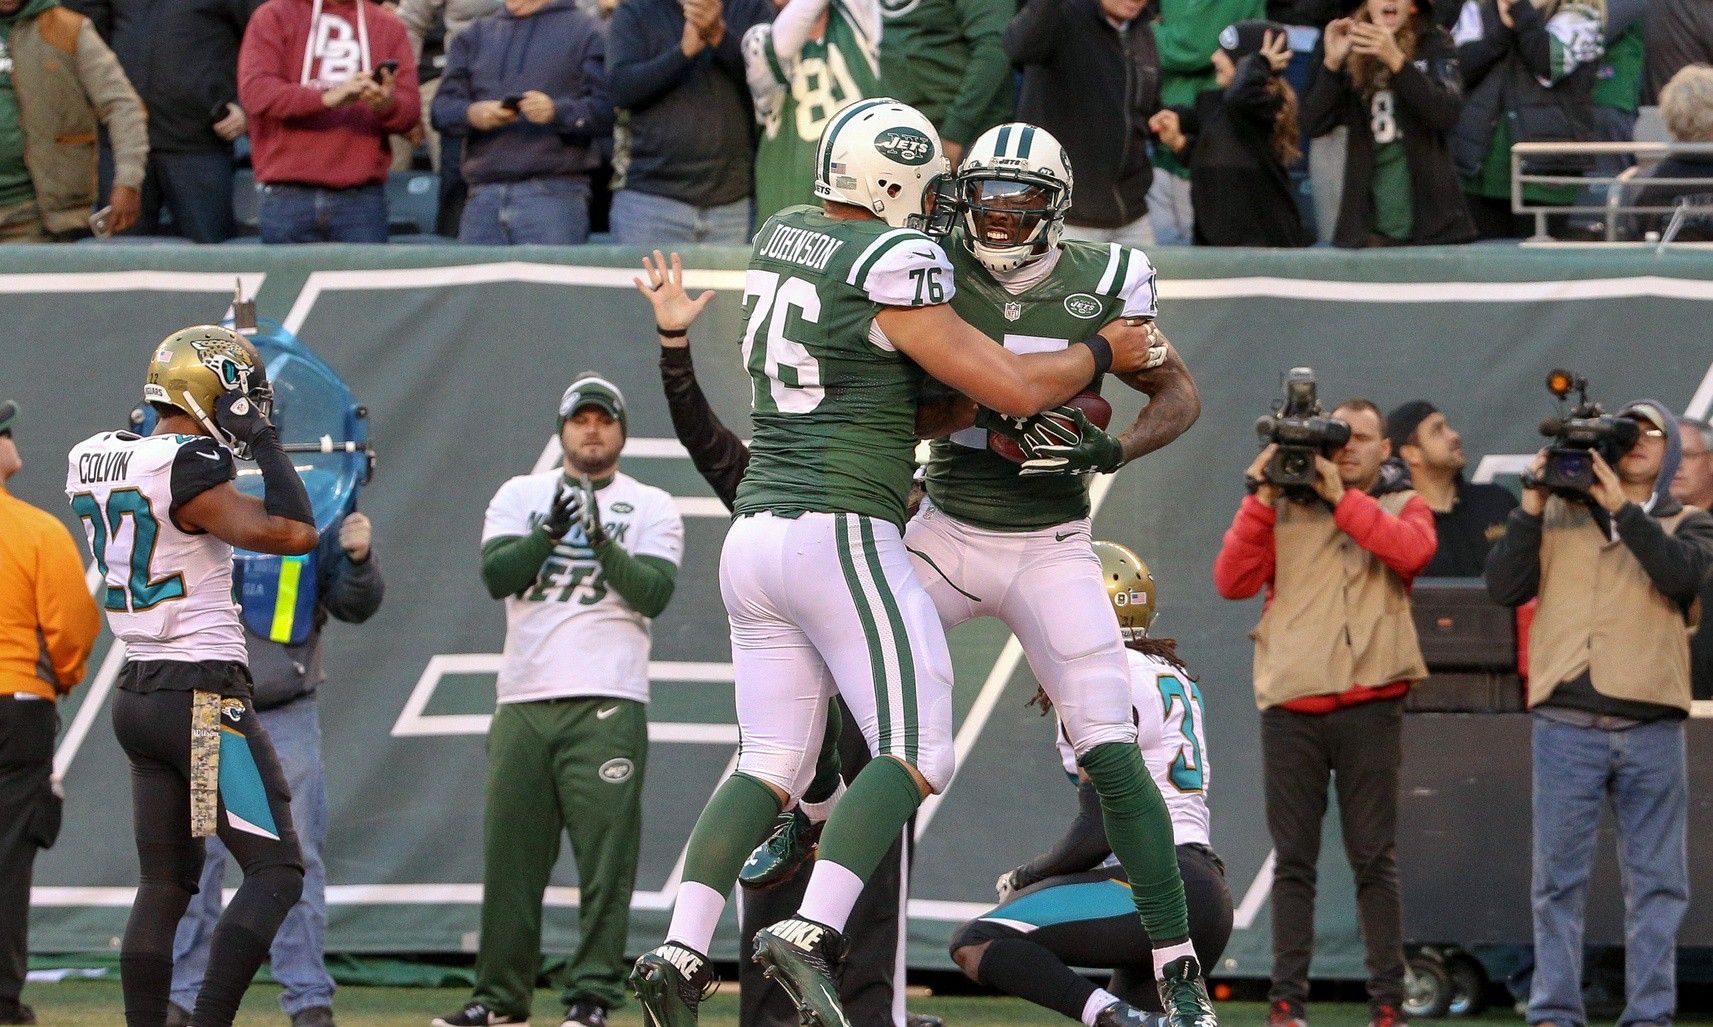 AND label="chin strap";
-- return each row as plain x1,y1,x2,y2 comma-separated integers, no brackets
177,389,240,456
